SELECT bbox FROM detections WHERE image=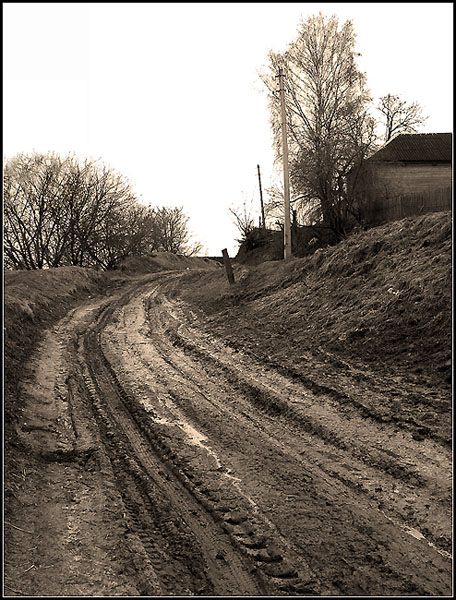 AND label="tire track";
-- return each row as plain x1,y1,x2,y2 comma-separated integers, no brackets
74,274,451,596
77,293,300,595
138,291,451,553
